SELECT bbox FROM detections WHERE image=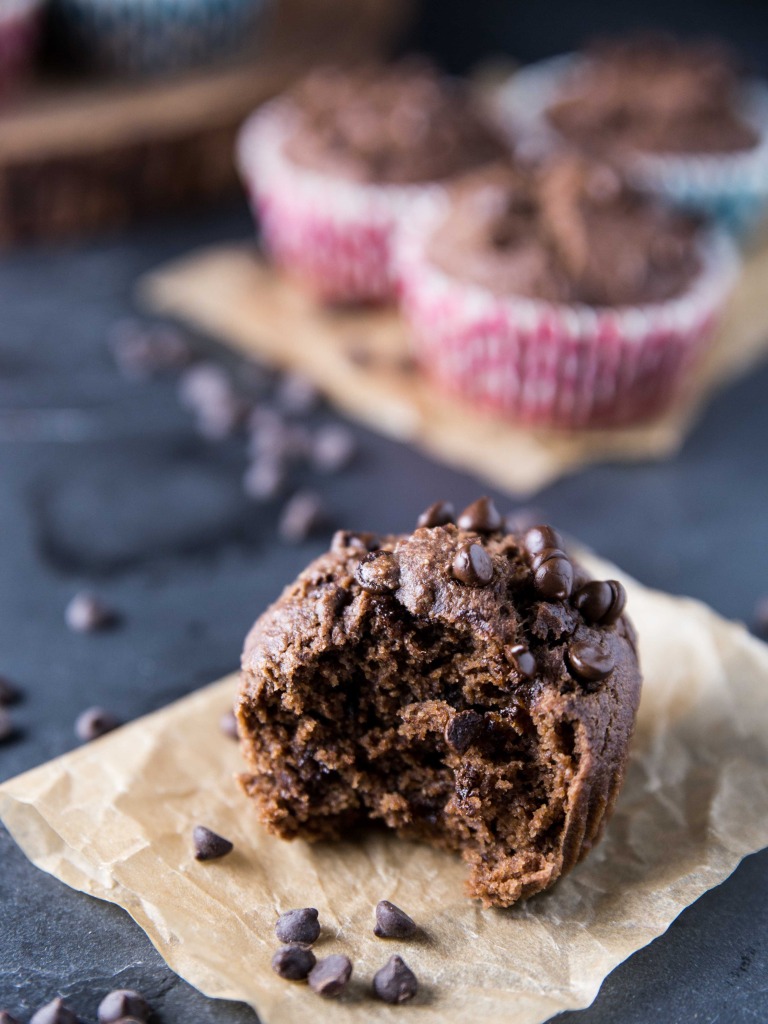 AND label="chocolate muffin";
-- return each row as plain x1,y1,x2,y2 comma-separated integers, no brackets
237,500,642,907
424,156,701,306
